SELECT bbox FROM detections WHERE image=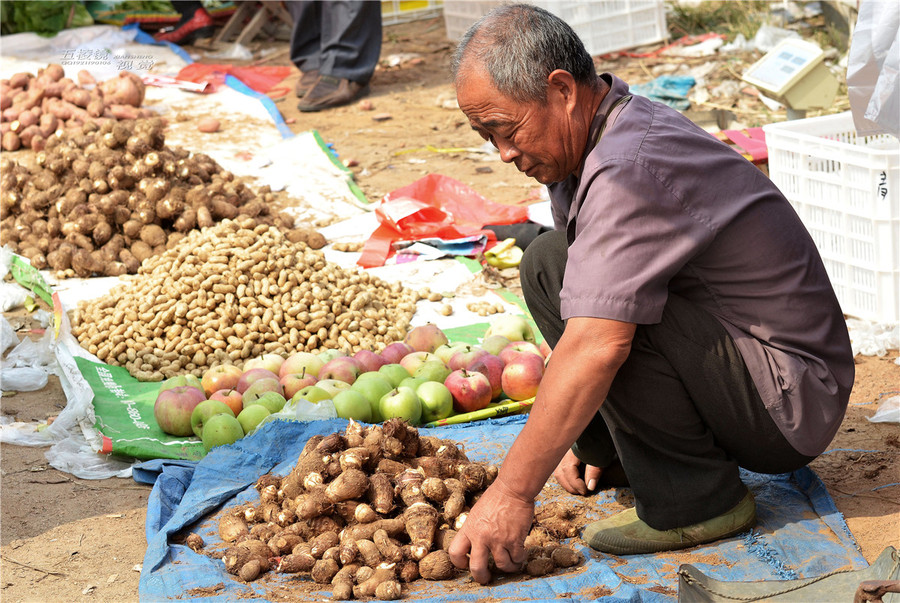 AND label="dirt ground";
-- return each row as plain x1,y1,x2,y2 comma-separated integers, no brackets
2,14,899,603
